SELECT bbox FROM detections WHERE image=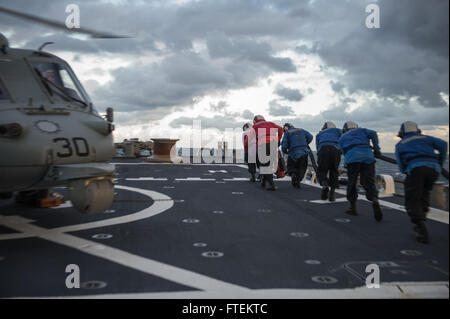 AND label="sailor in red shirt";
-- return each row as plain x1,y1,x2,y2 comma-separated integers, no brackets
246,115,284,190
